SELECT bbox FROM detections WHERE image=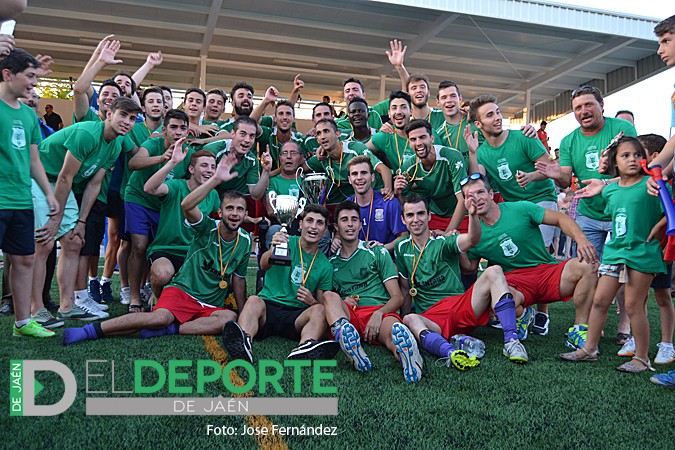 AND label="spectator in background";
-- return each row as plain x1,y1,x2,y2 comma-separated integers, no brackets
43,104,63,130
614,110,635,125
537,120,550,151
